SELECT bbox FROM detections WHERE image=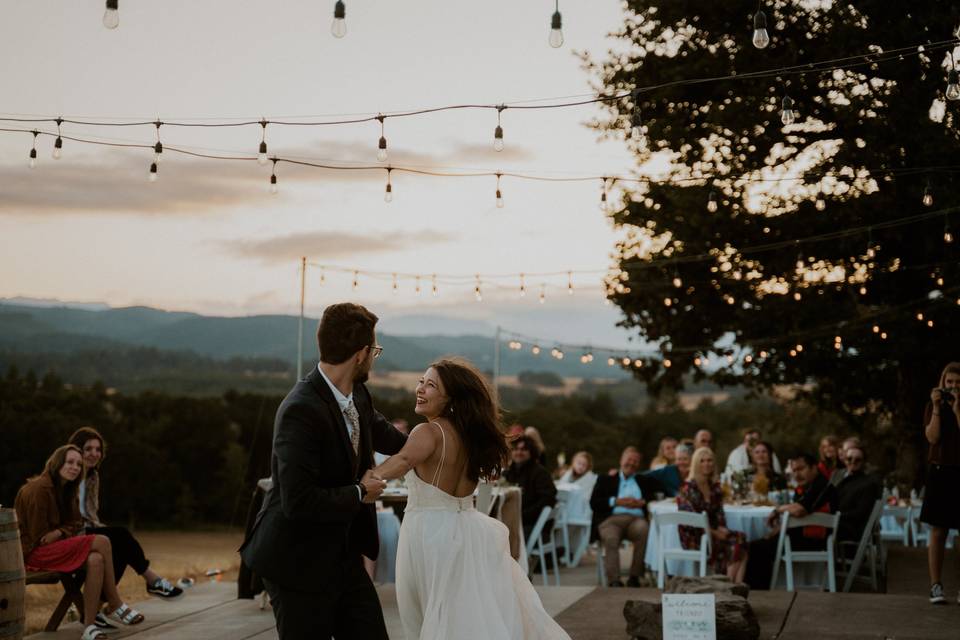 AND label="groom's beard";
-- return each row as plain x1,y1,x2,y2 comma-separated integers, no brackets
355,370,369,384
